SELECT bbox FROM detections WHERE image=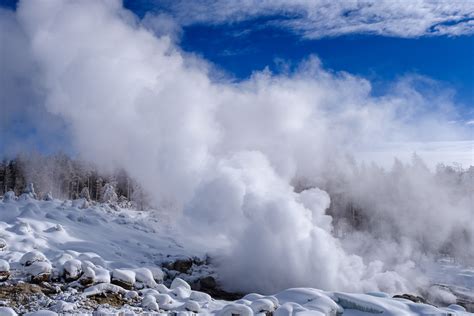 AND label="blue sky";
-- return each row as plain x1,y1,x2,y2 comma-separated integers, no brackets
122,0,474,115
180,22,474,108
